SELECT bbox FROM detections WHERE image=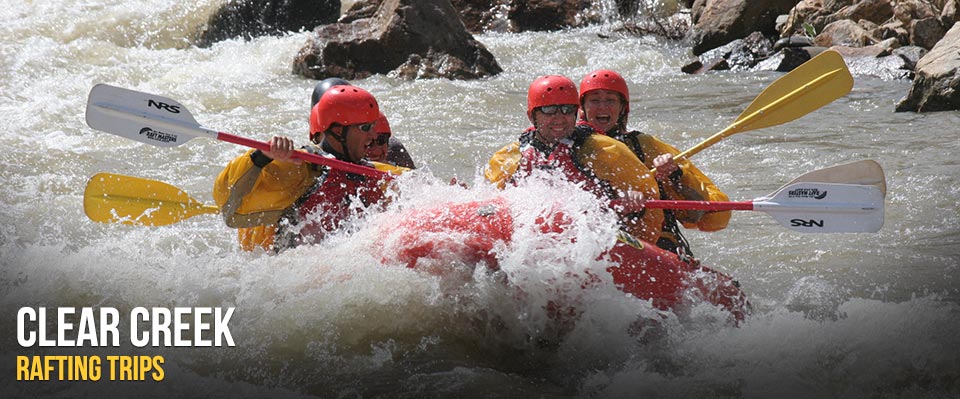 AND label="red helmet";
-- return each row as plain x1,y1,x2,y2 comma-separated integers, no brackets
313,85,380,137
527,75,579,117
374,112,391,135
579,69,630,115
309,102,322,138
